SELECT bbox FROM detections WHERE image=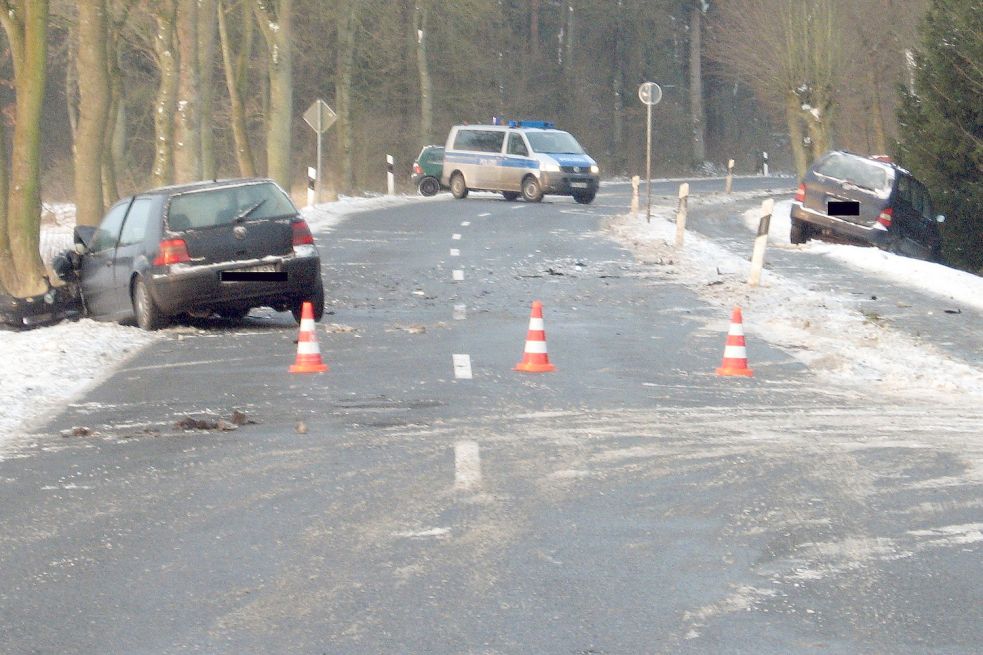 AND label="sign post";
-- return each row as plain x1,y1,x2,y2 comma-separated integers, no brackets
638,82,663,223
303,99,337,204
